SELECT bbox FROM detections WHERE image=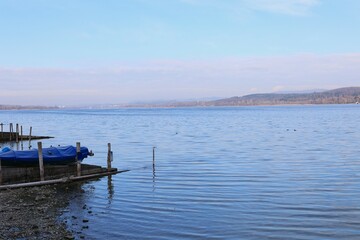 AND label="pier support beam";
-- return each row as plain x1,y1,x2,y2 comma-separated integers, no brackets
28,126,32,149
0,123,3,139
9,123,13,141
20,126,23,150
16,124,19,143
107,143,113,171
